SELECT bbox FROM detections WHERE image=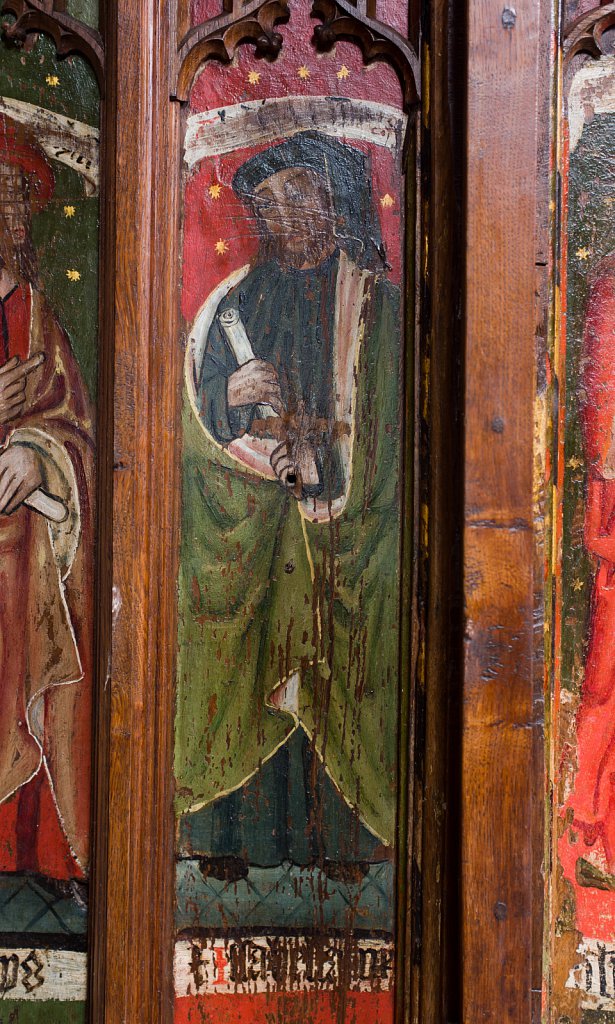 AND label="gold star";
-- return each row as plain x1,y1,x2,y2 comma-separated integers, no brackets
380,194,395,209
247,71,262,84
66,269,81,281
576,246,591,260
63,205,76,218
208,184,222,200
215,239,229,255
571,578,584,592
46,74,60,87
337,65,350,80
298,65,311,80
567,456,583,470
